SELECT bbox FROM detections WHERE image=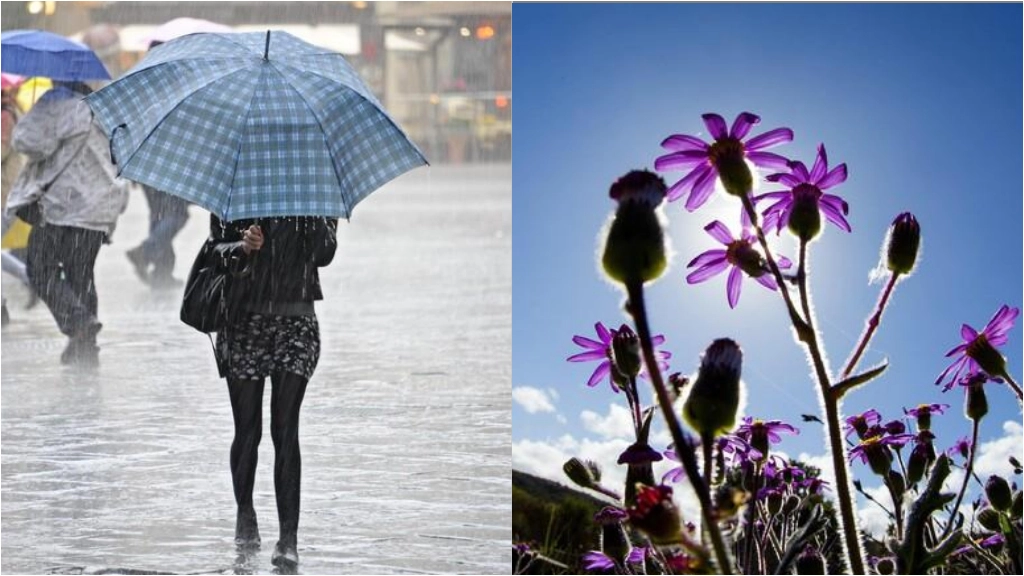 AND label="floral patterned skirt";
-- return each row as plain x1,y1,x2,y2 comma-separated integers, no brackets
215,312,320,381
